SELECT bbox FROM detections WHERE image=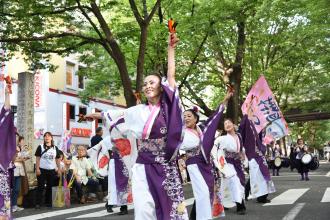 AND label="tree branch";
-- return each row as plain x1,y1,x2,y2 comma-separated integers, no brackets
32,41,91,54
181,93,200,107
146,0,161,24
0,5,92,17
75,0,104,41
183,81,213,116
90,1,115,43
129,0,144,25
178,21,215,90
0,32,102,44
142,0,148,19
